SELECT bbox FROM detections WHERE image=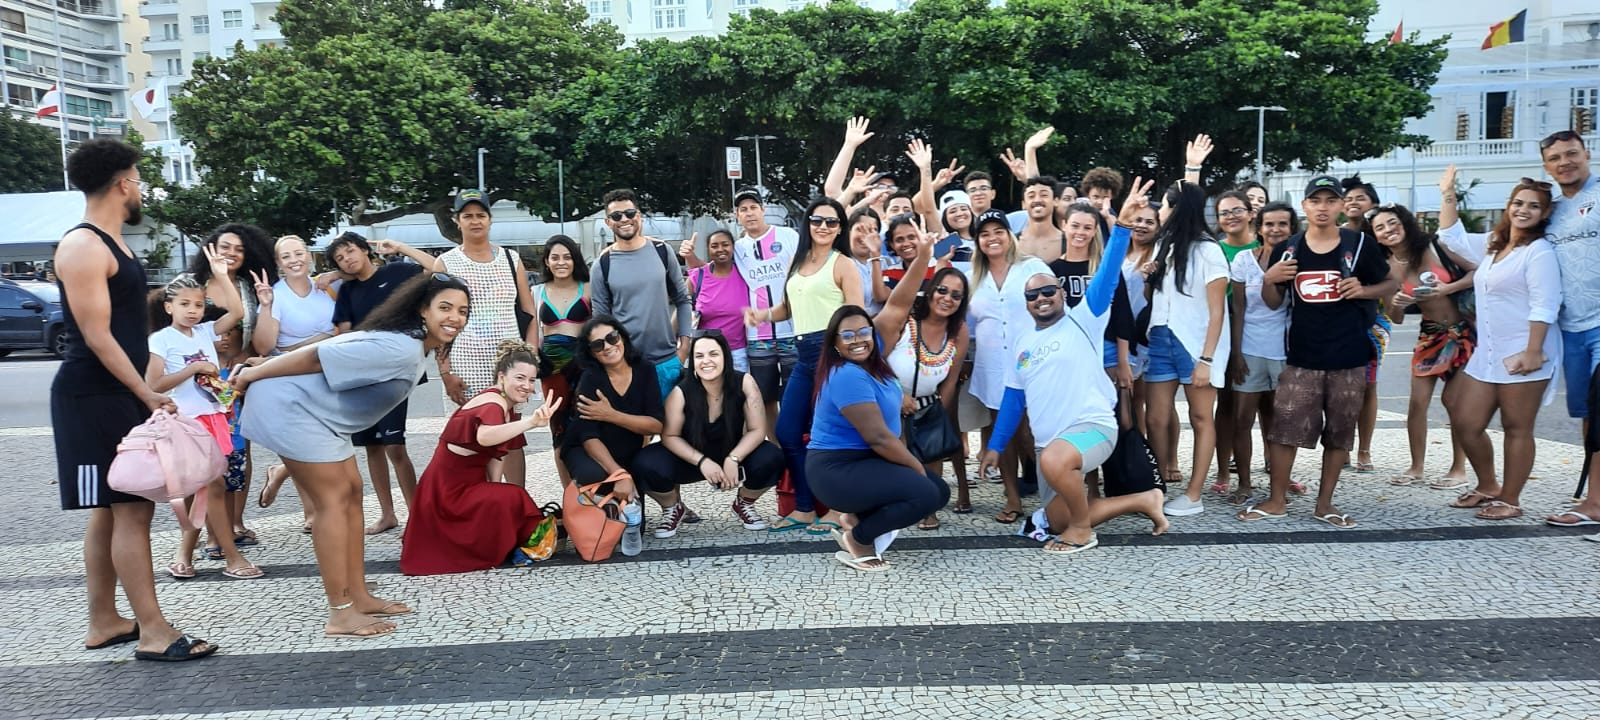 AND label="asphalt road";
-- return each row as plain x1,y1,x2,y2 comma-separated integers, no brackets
0,327,1585,444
